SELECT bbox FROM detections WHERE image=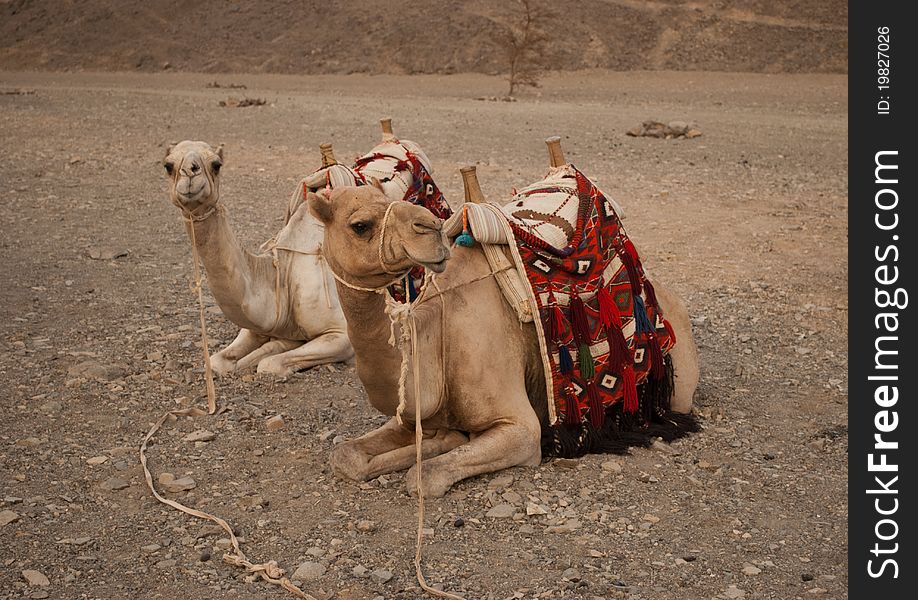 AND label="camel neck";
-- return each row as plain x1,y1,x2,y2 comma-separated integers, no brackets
184,205,274,332
336,285,404,414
